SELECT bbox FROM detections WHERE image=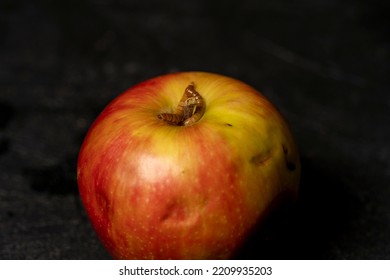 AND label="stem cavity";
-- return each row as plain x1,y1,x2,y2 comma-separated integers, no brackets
157,82,206,126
